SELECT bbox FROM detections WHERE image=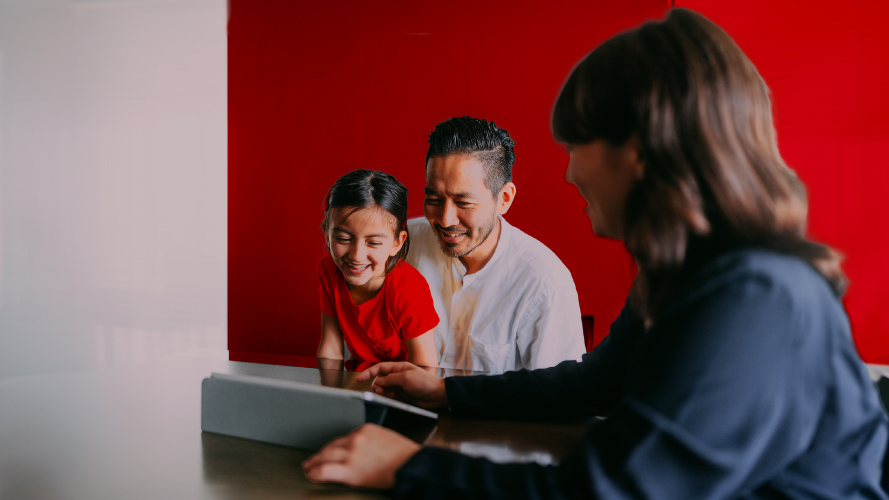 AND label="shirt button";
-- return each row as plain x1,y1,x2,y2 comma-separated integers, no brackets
445,357,451,363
